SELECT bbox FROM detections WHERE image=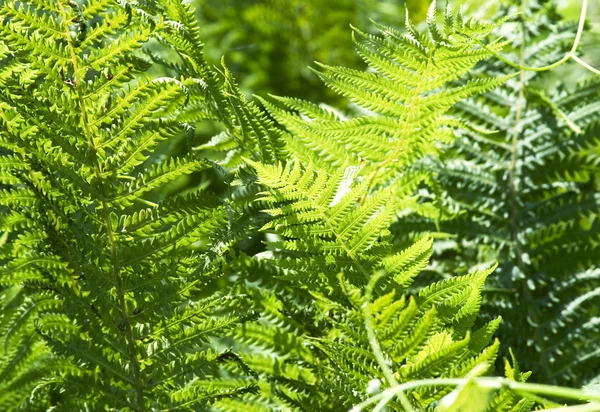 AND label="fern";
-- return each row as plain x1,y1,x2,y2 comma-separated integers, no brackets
0,0,255,409
215,160,535,411
259,3,512,208
398,0,600,385
2,0,595,409
0,287,68,410
250,0,600,387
